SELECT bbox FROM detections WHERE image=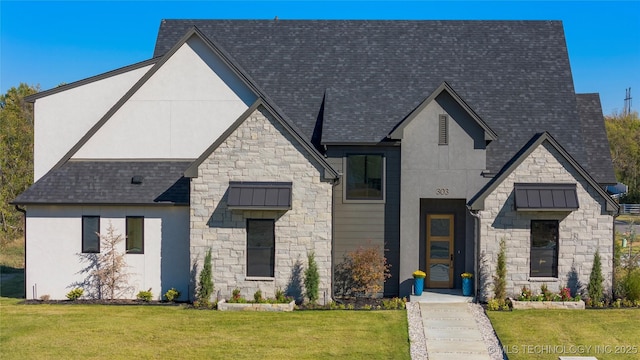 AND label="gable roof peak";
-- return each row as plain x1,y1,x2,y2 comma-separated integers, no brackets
389,81,498,141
